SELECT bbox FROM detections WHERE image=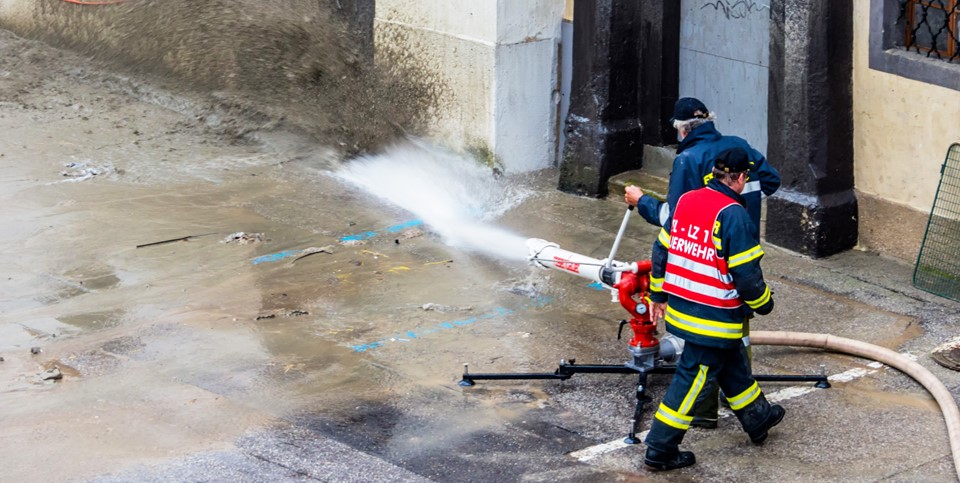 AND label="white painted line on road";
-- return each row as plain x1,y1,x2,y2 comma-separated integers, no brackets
765,385,817,403
570,360,896,463
827,367,874,383
570,433,646,461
